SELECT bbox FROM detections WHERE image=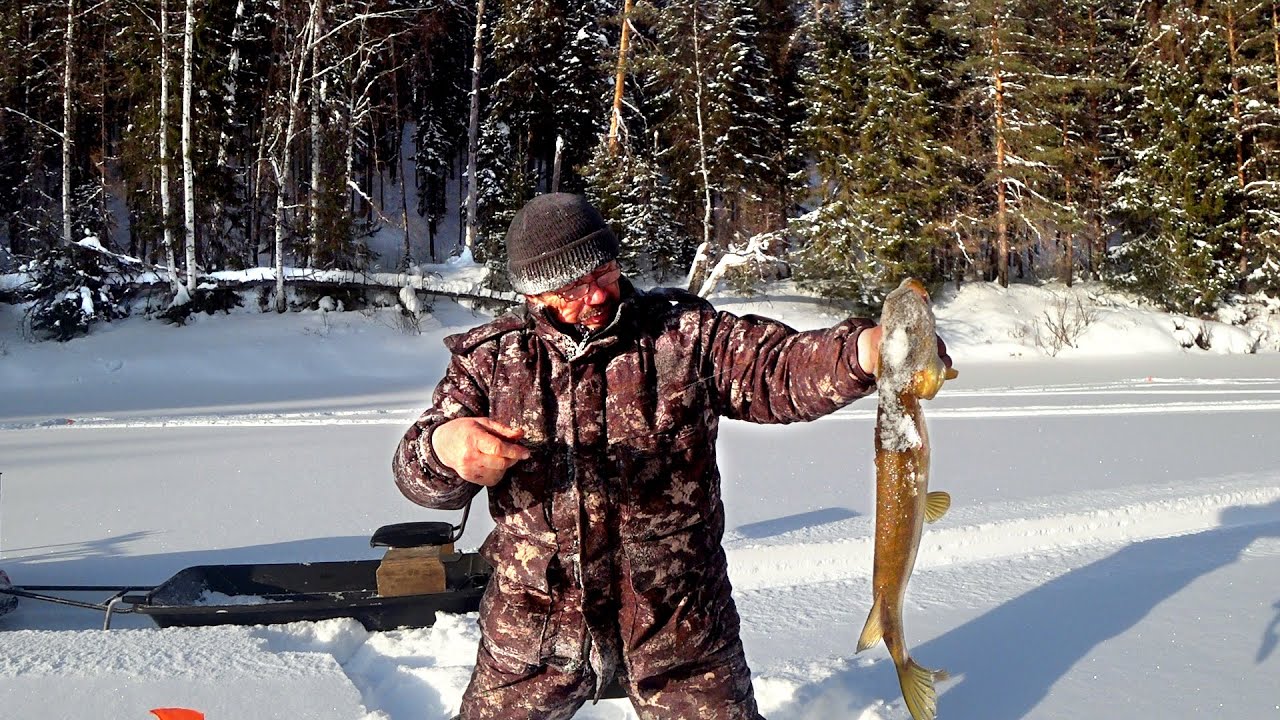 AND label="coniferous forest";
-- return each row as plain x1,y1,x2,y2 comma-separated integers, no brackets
2,0,1280,327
